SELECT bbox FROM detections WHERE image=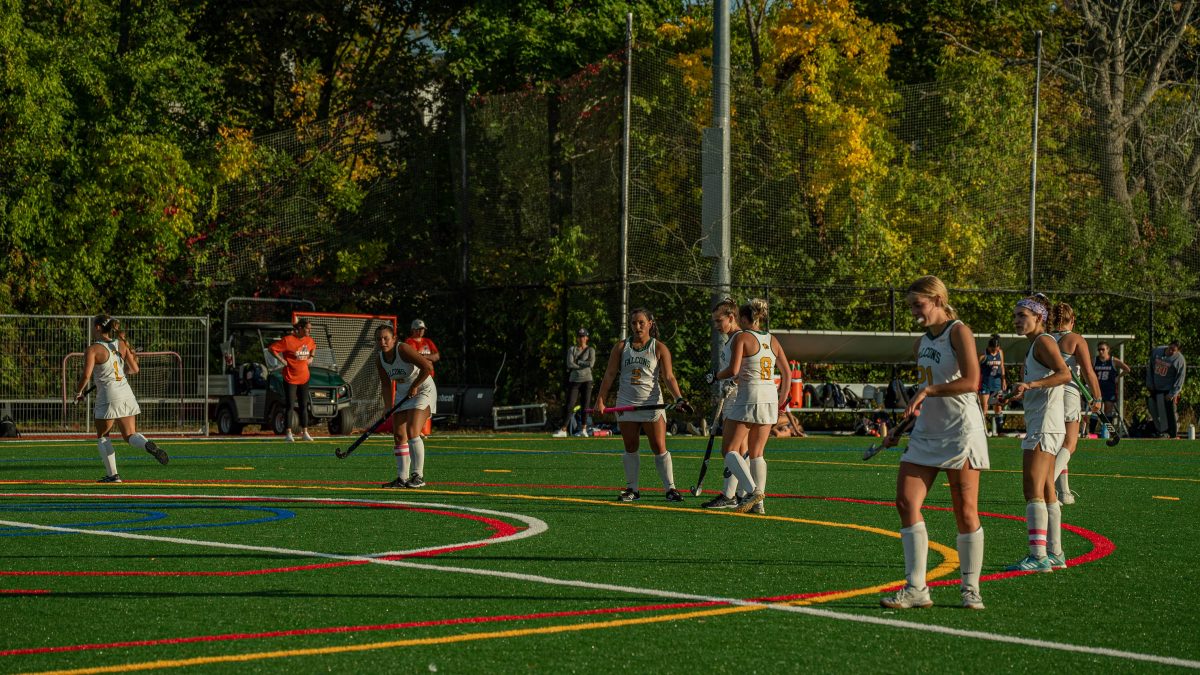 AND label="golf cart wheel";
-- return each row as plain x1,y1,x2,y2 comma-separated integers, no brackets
216,404,243,435
328,408,355,436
